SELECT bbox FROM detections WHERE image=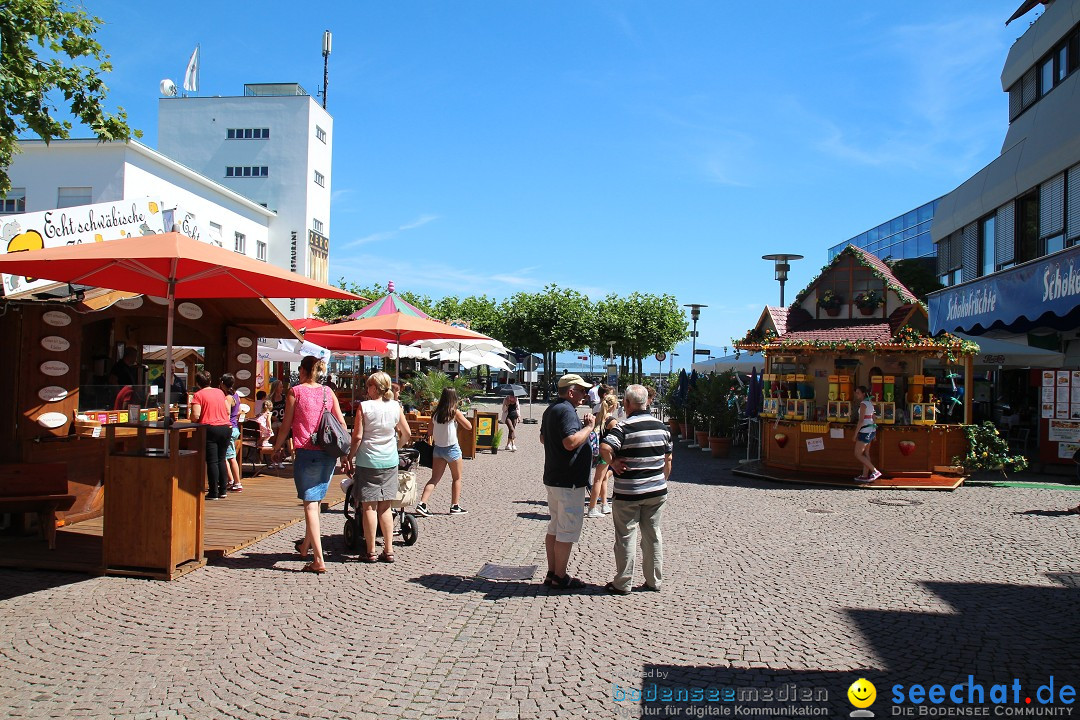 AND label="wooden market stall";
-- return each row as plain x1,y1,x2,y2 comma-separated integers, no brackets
733,247,977,490
0,288,303,577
